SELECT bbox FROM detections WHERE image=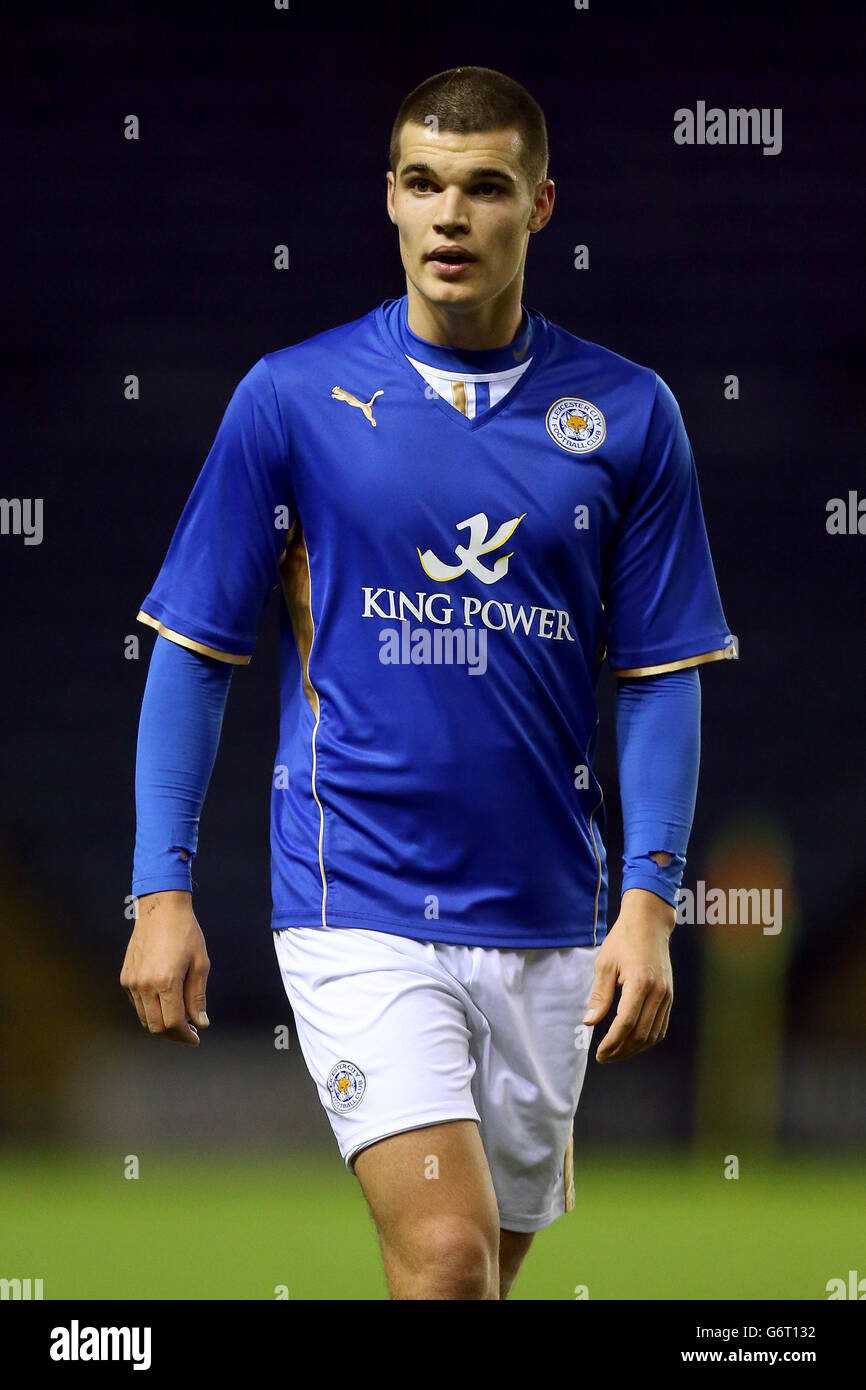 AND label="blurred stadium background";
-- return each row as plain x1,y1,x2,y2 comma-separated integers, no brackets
1,3,863,1299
